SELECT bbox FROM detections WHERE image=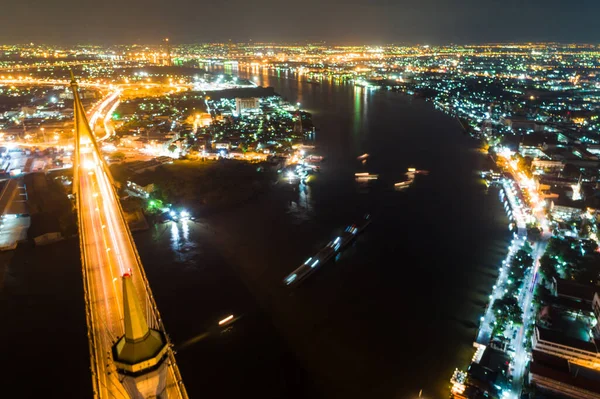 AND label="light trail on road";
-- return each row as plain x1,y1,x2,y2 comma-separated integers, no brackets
73,78,188,399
